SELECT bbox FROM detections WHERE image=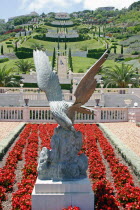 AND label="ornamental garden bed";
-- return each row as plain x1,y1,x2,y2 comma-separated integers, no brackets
0,123,140,210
